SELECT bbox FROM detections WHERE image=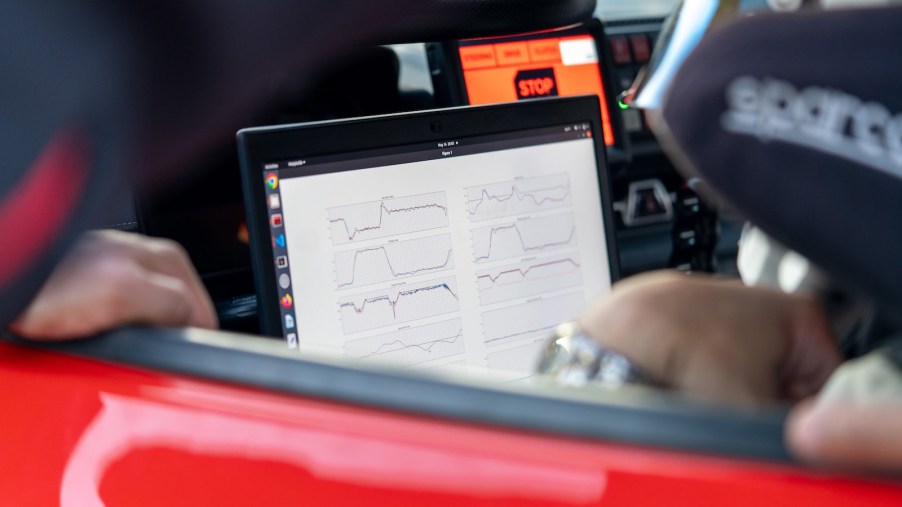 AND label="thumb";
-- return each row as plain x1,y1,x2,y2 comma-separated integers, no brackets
787,398,902,473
